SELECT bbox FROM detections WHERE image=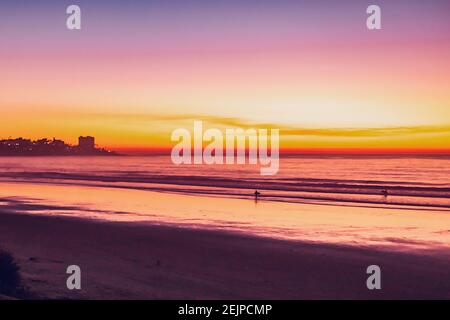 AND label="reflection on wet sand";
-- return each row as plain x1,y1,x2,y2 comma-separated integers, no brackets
1,181,449,253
